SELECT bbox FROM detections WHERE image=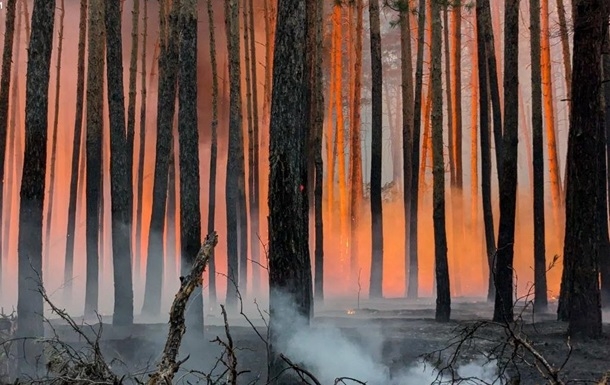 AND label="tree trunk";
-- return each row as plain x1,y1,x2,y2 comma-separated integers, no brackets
493,0,519,323
407,0,426,299
555,0,571,115
267,0,312,381
105,0,134,327
475,0,496,302
368,0,384,299
470,14,481,279
126,0,140,251
224,0,245,307
63,0,86,301
0,0,16,281
541,0,562,227
530,0,547,312
247,0,261,297
178,0,203,330
603,31,610,306
399,0,413,298
17,0,55,372
206,0,219,307
559,0,608,338
142,0,179,316
134,0,148,282
84,0,104,318
430,0,450,322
